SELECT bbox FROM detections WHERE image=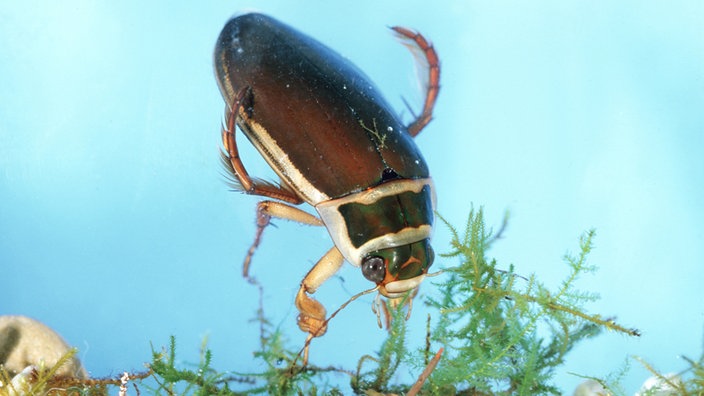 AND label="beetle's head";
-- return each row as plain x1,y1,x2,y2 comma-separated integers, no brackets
360,238,434,298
